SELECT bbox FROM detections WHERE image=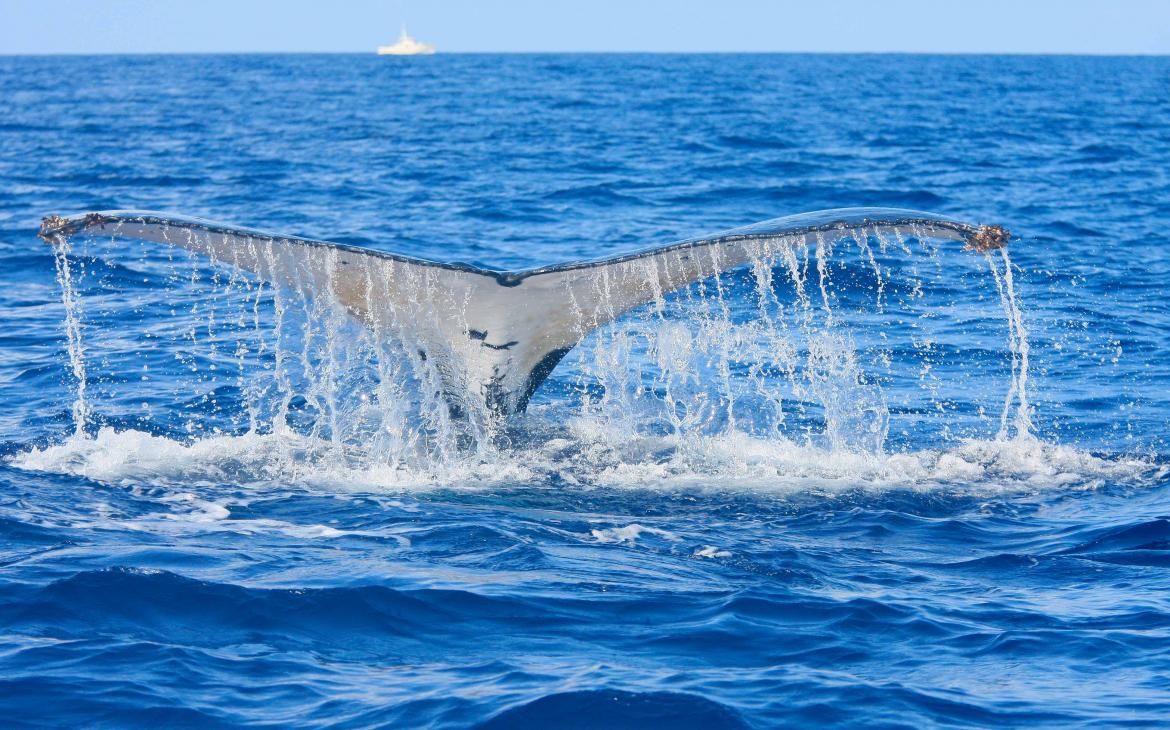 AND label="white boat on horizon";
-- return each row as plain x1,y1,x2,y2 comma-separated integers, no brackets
377,26,435,56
